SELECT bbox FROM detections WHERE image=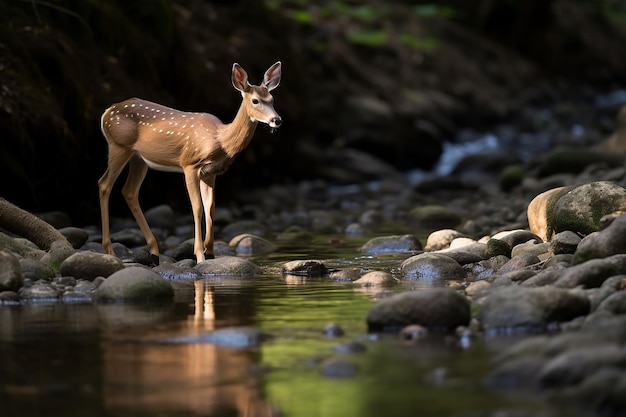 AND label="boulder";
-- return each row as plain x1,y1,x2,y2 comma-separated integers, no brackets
59,251,124,281
229,234,276,256
573,214,626,264
95,266,174,302
0,251,24,291
477,286,590,333
366,288,471,332
400,253,465,281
